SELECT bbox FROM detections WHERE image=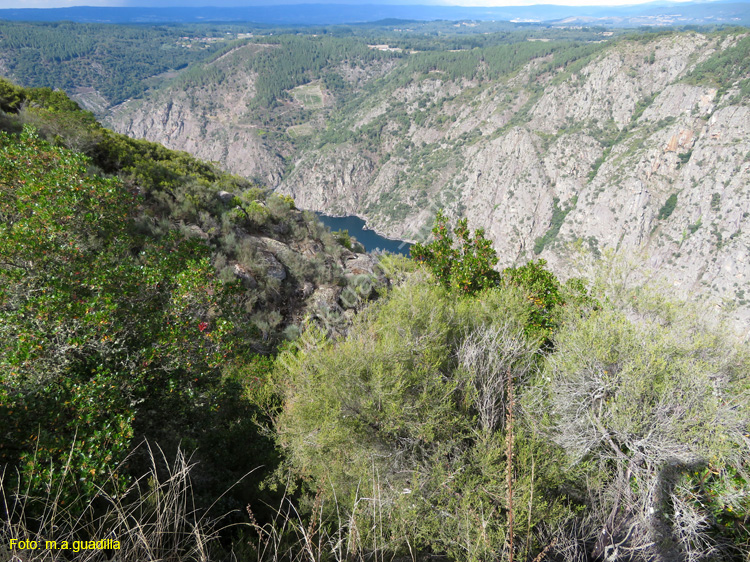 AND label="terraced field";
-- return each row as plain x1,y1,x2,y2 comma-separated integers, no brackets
287,123,314,137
